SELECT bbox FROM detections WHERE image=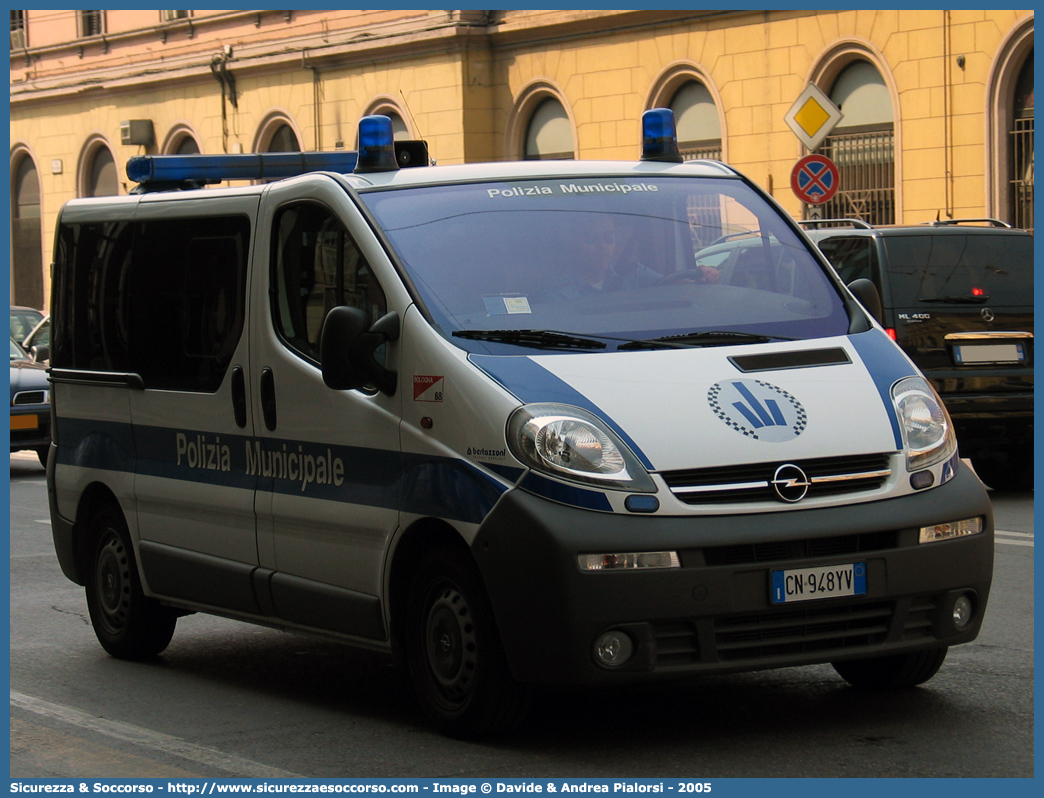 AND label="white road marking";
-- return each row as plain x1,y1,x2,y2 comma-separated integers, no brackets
996,529,1034,547
11,690,301,778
